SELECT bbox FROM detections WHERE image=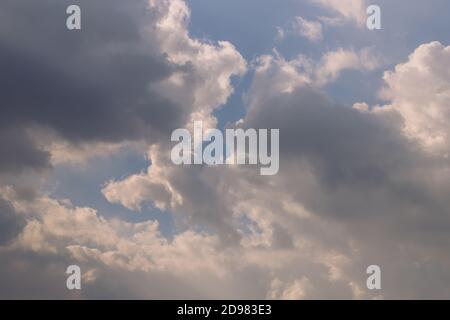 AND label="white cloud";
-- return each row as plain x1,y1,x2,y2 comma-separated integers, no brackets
149,0,247,126
315,47,380,86
379,41,450,154
311,0,367,26
267,277,314,300
0,186,357,298
3,187,230,277
246,47,380,106
293,17,323,42
102,145,183,211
